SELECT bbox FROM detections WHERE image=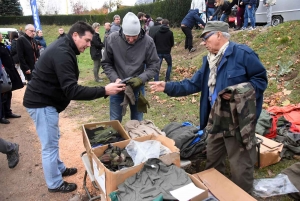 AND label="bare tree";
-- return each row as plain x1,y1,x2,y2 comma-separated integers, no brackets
70,0,87,14
103,0,122,12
